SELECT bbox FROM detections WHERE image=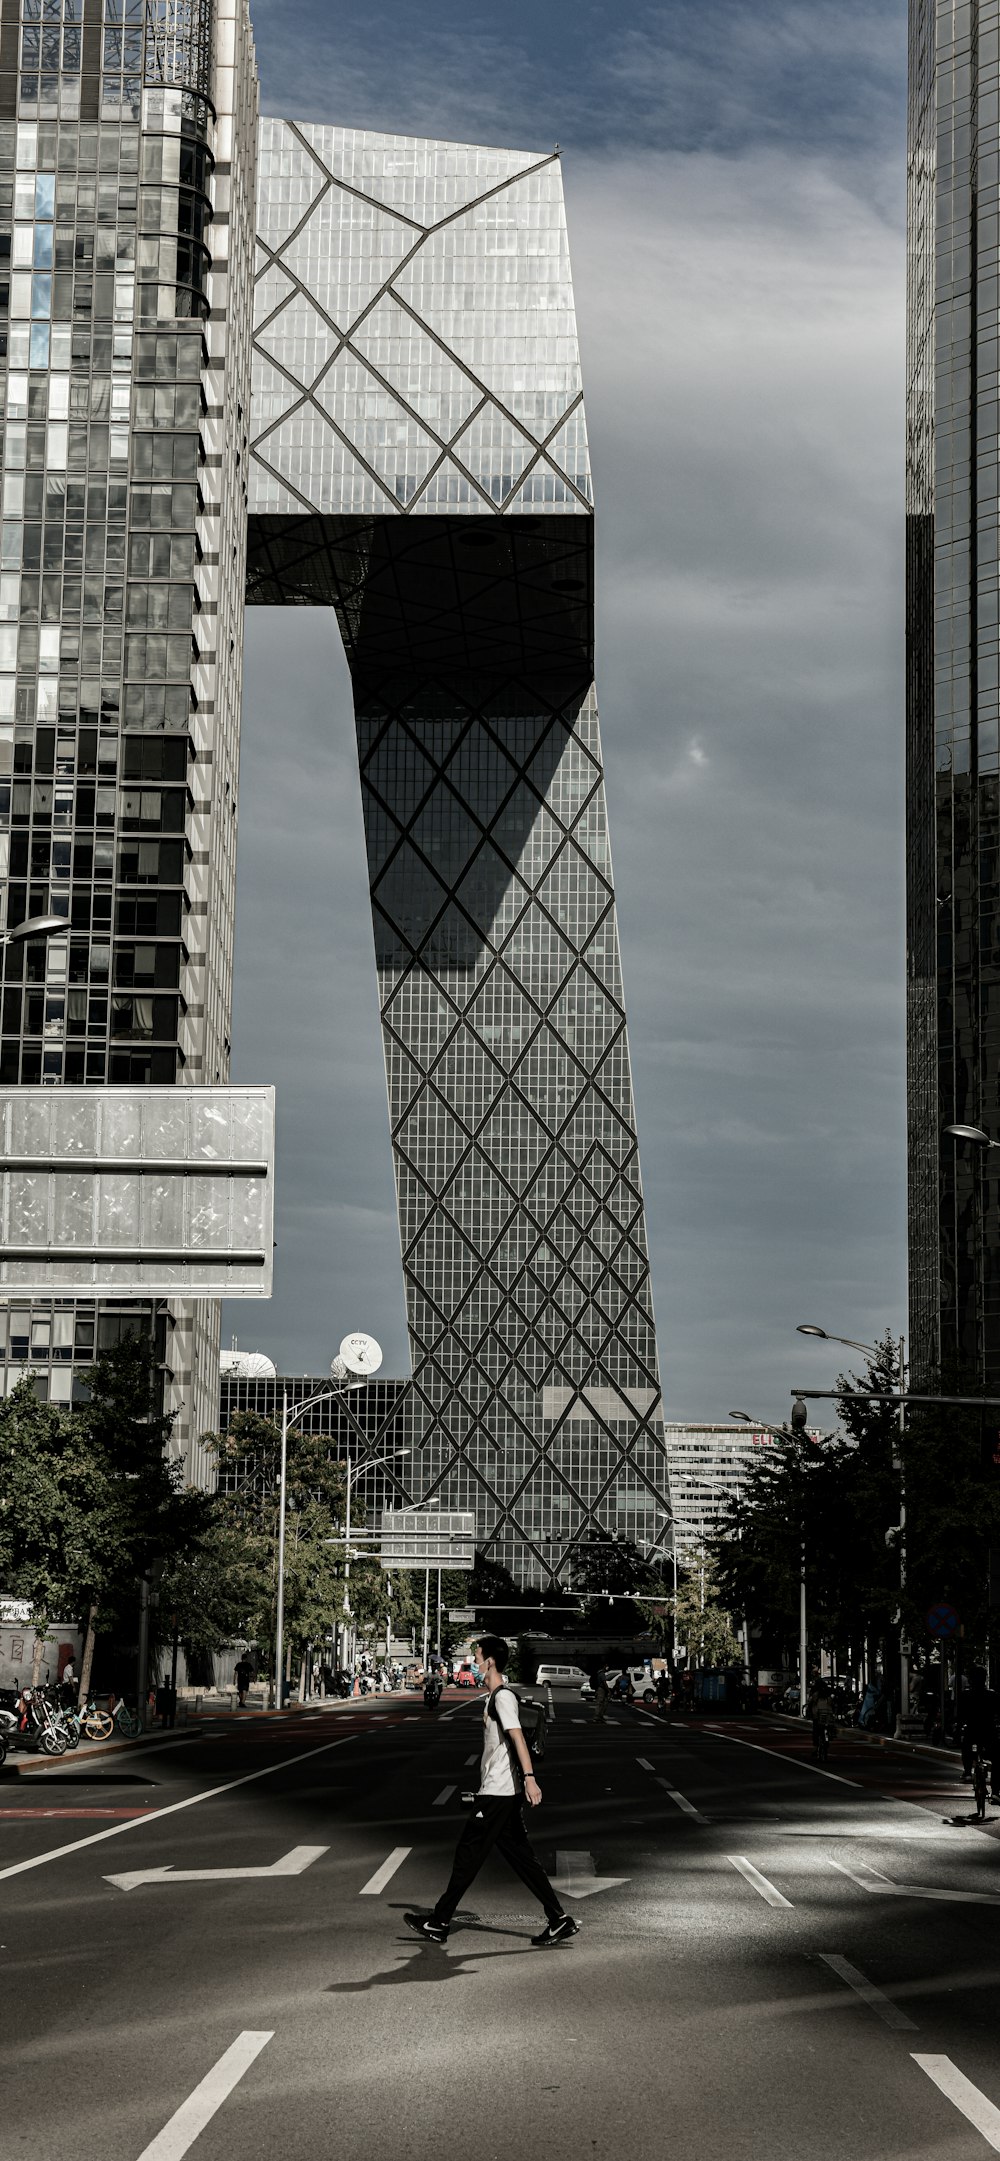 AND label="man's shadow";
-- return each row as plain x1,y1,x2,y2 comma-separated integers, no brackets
325,1909,538,1993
